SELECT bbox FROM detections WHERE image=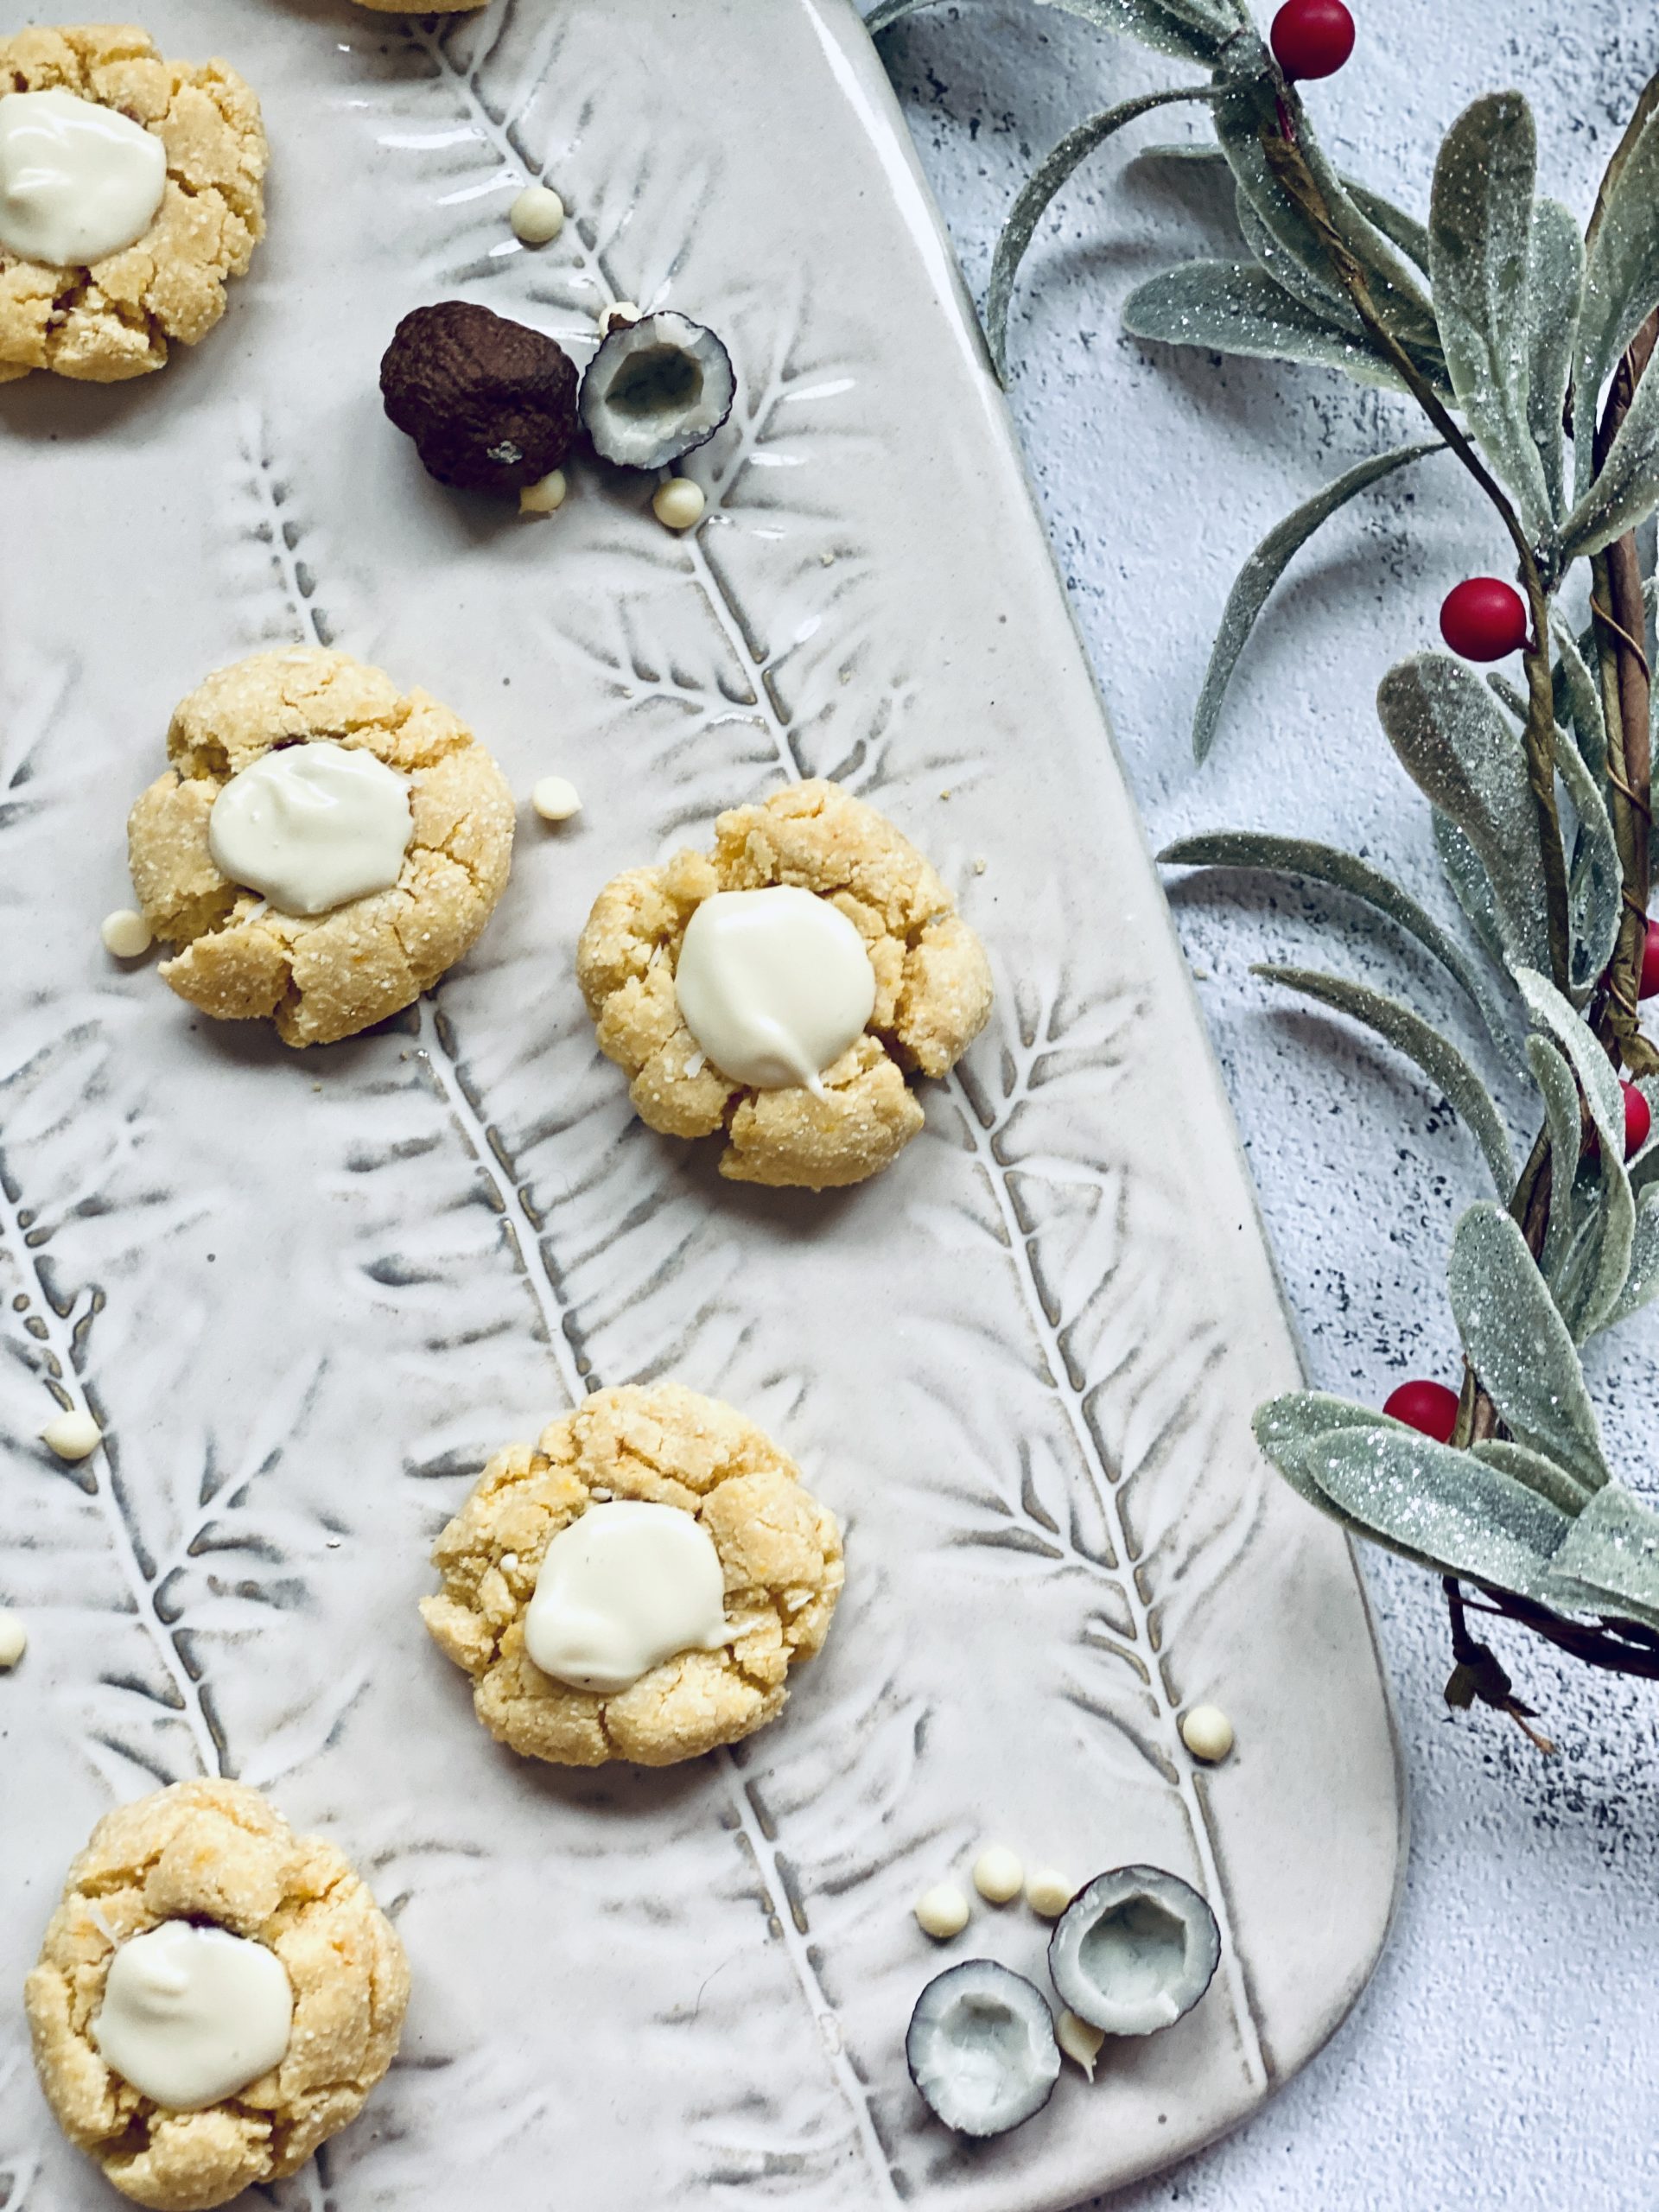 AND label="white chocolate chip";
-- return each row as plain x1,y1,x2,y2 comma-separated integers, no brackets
531,775,582,823
652,476,705,531
509,183,565,246
597,300,640,335
100,908,152,960
1057,2009,1105,2080
519,468,568,517
913,1883,970,1940
1180,1703,1236,1763
41,1408,102,1461
0,1610,26,1669
1024,1868,1074,1919
971,1846,1023,1904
